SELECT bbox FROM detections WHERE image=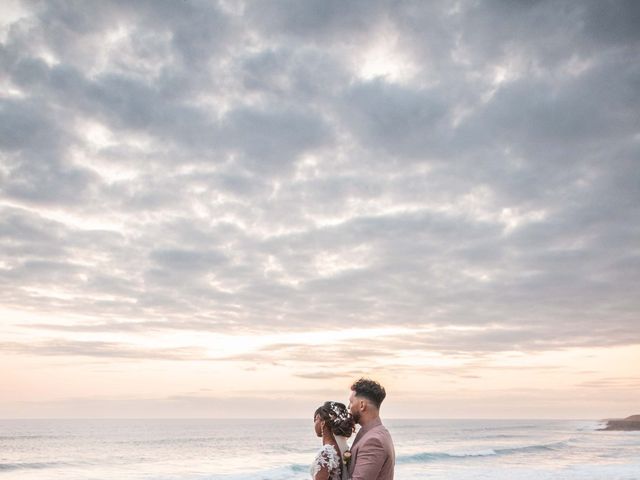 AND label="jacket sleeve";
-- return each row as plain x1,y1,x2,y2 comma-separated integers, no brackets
351,435,386,480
